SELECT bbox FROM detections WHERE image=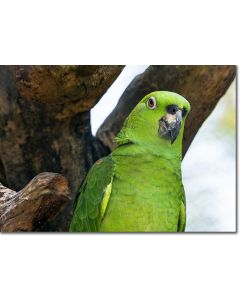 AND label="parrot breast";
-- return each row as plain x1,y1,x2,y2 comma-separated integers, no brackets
99,152,184,232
